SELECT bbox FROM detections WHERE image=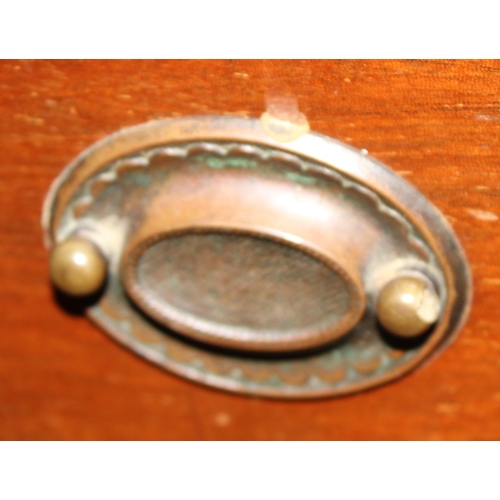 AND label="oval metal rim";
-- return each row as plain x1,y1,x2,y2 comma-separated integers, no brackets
42,116,472,398
121,226,366,353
